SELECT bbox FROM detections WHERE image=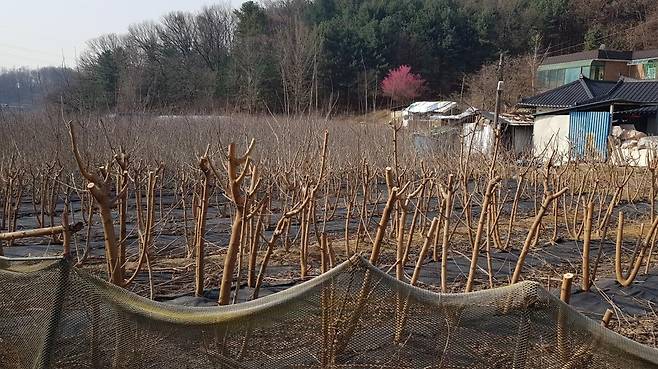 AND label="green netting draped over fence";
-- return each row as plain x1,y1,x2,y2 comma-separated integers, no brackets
1,256,658,368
